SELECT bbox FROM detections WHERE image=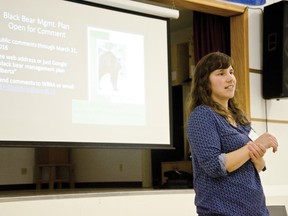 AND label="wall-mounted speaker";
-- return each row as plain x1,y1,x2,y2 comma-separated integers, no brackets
263,1,288,99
